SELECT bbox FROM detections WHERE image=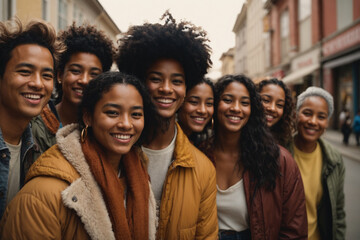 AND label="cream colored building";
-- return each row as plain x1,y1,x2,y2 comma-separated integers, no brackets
1,0,120,42
219,47,235,76
232,3,247,75
245,0,267,79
